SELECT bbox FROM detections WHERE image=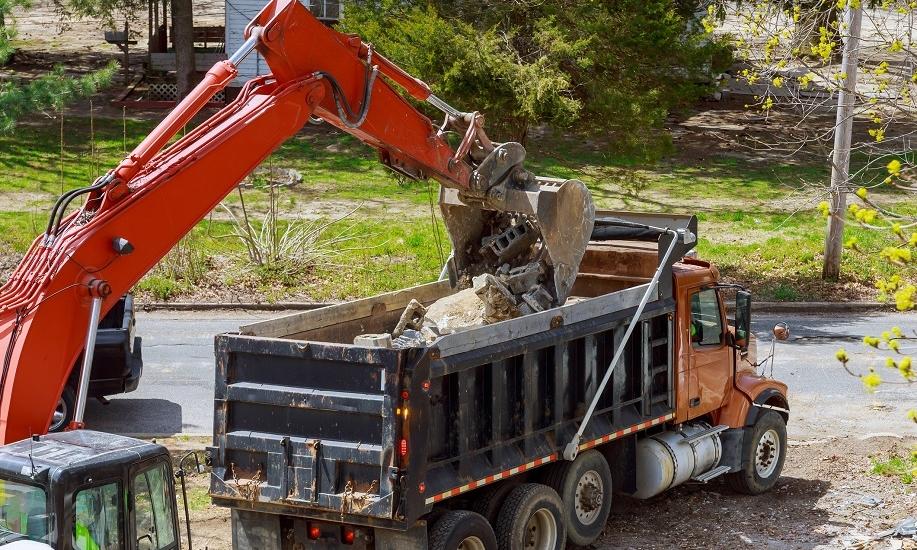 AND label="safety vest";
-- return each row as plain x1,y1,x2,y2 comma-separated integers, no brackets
74,522,101,550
